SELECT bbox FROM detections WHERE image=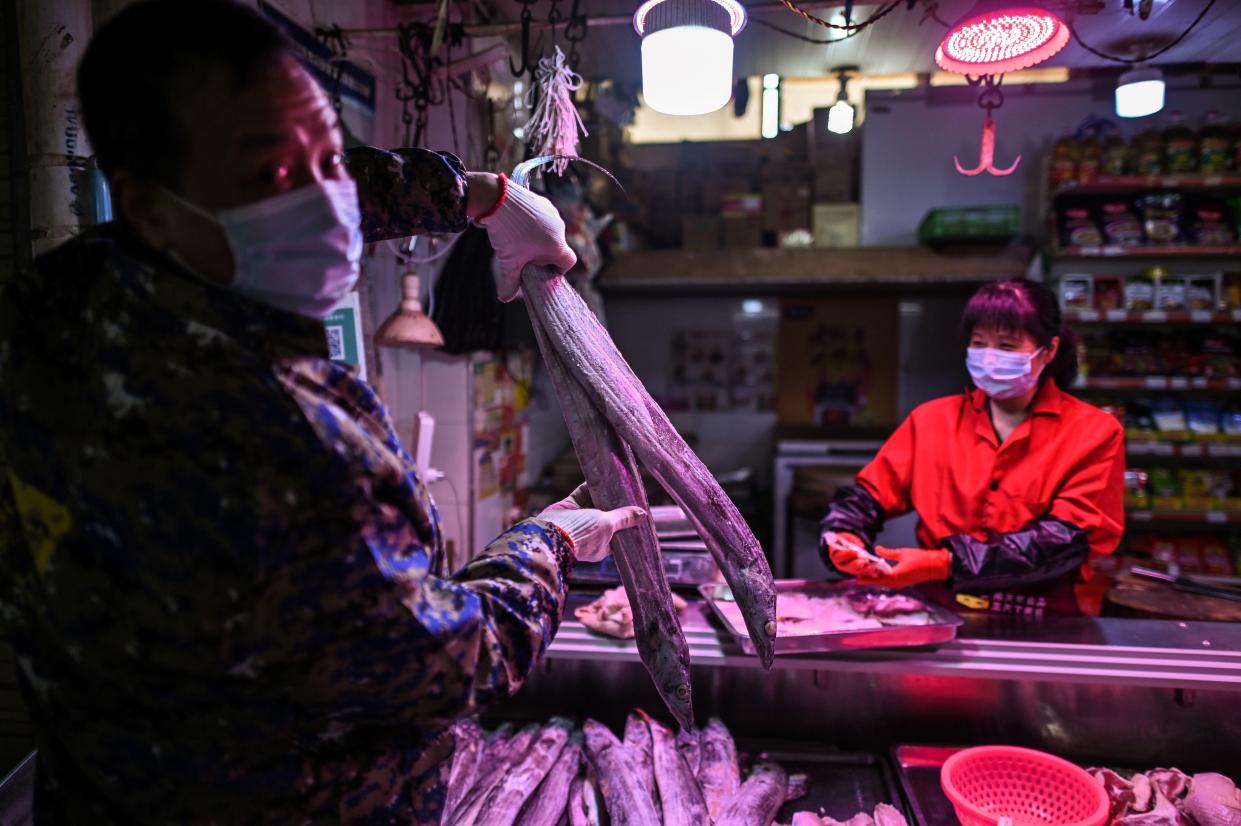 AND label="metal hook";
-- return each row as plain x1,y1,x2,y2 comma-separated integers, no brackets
509,0,535,77
954,112,1020,176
